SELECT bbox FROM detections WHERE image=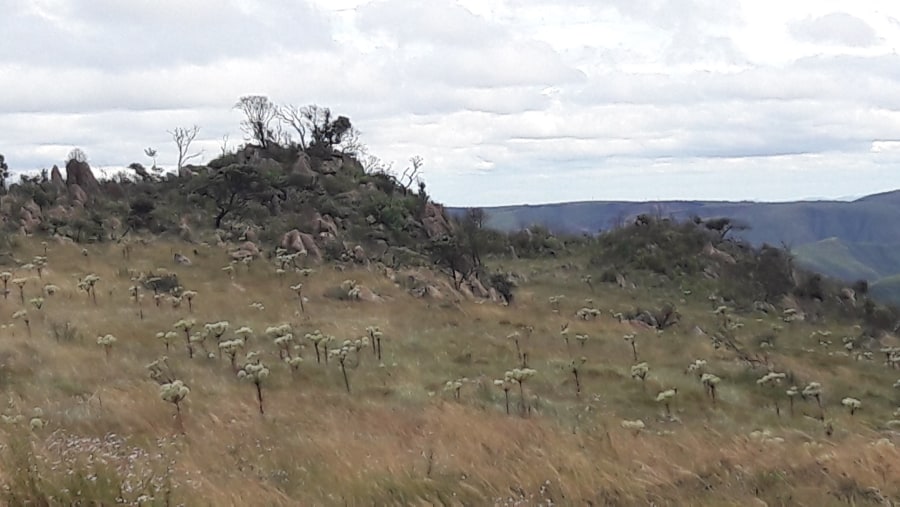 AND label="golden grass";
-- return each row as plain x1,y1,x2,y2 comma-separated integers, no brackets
0,237,898,505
